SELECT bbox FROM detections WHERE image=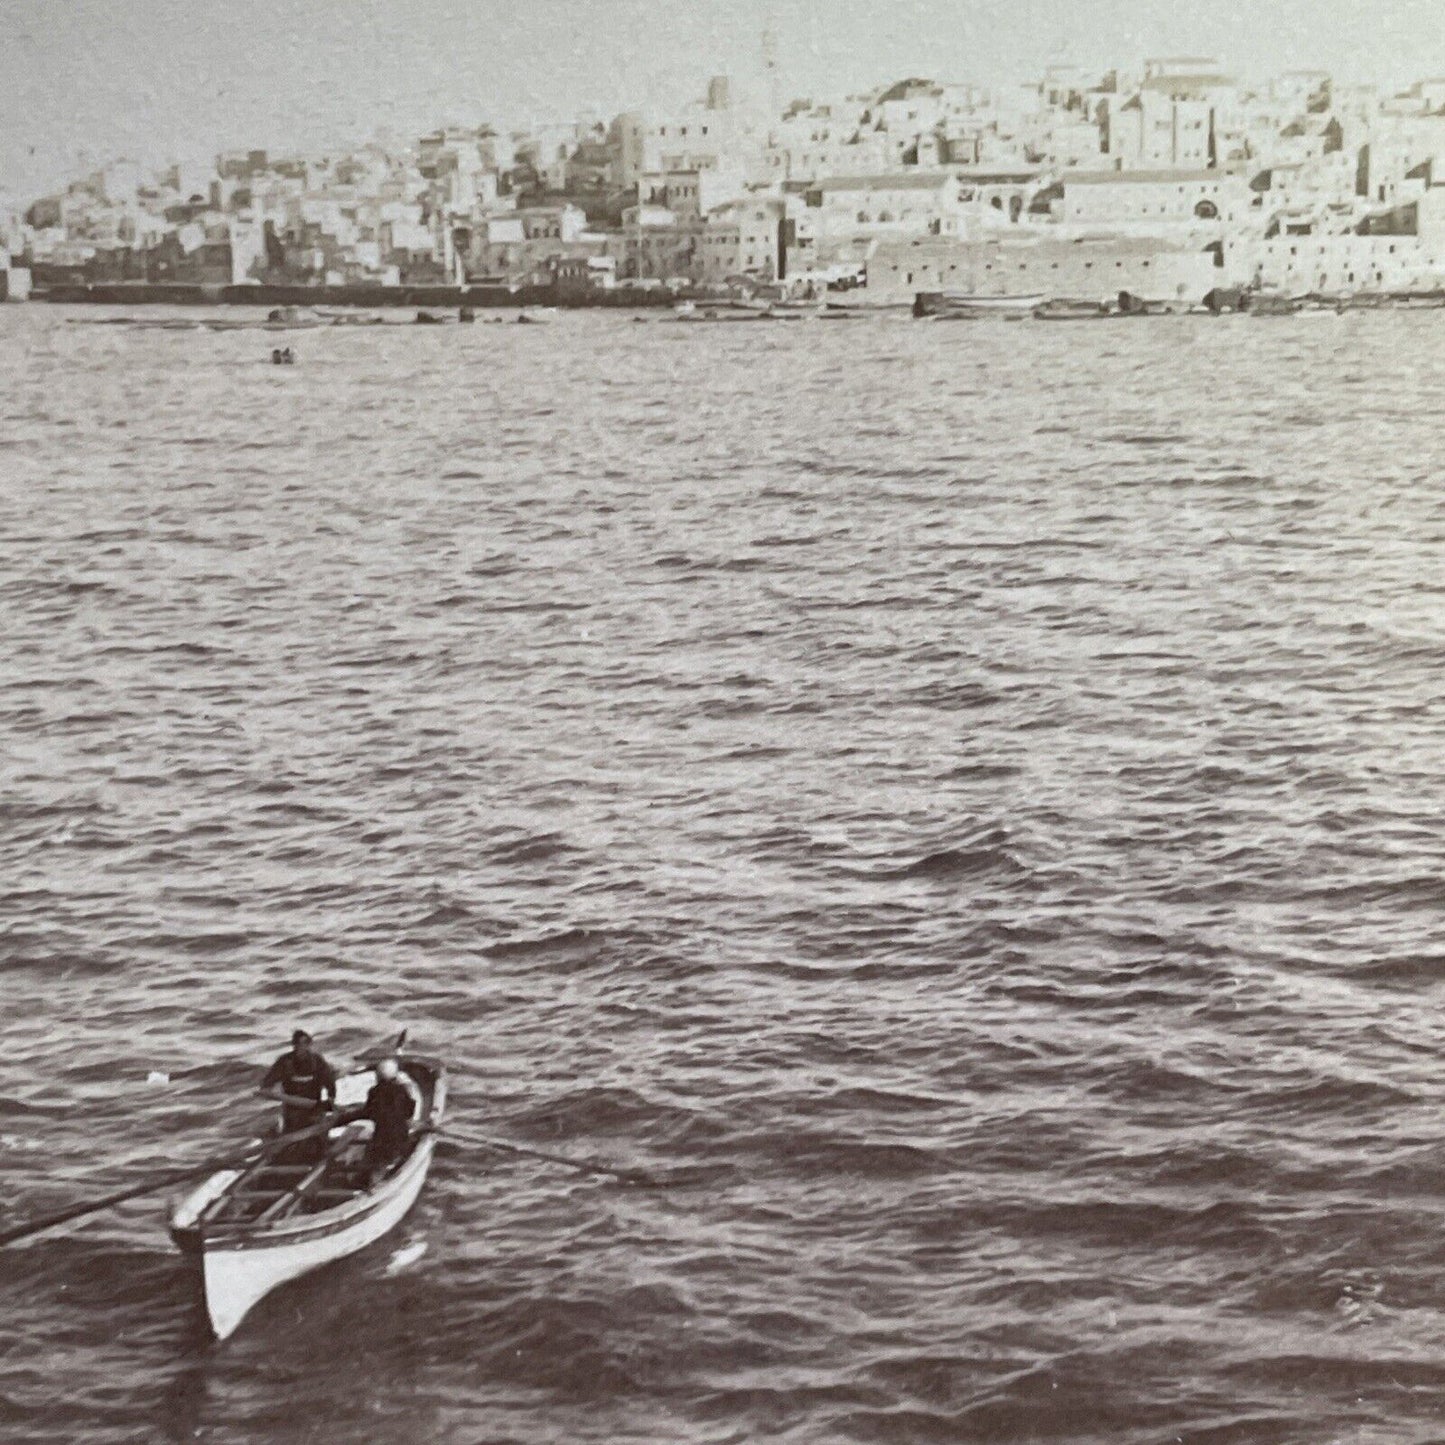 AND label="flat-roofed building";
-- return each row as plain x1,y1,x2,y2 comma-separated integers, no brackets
611,109,747,188
804,171,967,245
1233,227,1445,293
637,167,745,220
700,196,786,282
1058,168,1252,230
